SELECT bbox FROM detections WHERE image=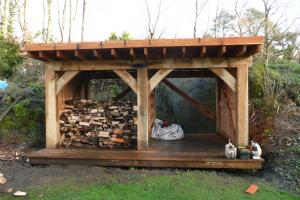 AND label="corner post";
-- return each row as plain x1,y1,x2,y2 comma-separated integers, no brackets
137,68,149,150
236,64,249,147
45,63,59,148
